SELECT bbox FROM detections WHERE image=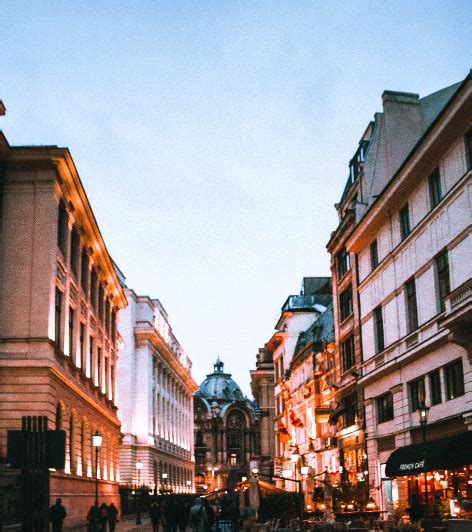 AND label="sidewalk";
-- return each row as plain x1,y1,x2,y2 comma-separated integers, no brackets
115,514,153,531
